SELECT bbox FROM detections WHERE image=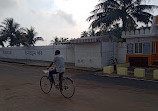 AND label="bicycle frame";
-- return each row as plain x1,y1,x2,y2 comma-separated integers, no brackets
42,70,62,85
